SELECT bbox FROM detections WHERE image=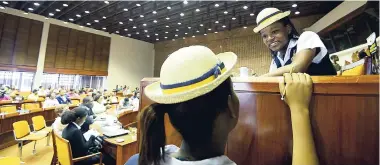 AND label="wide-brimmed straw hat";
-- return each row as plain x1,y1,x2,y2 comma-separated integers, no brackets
145,45,237,104
253,8,291,33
